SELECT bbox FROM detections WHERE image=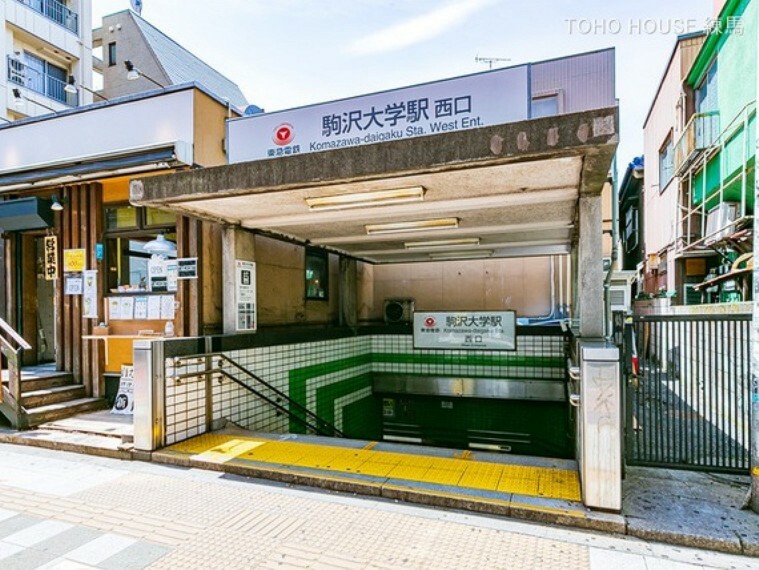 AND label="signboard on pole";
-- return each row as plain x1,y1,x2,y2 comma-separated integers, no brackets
228,65,530,163
413,311,517,351
111,365,134,415
235,260,256,331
